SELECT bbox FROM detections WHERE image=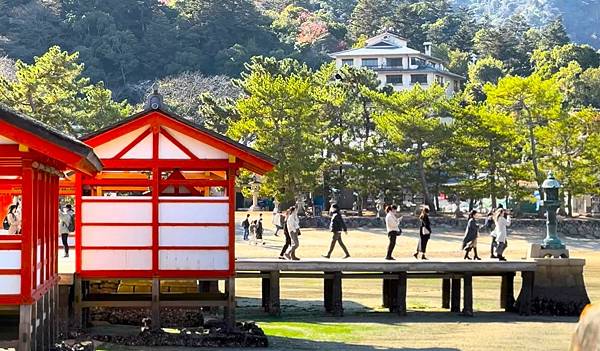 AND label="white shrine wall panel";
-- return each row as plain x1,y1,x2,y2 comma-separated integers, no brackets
158,133,190,159
159,226,229,247
163,127,229,159
158,201,228,224
82,249,152,270
122,133,153,159
82,226,152,247
0,275,20,295
158,250,229,270
93,126,148,158
81,198,152,224
0,250,20,269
